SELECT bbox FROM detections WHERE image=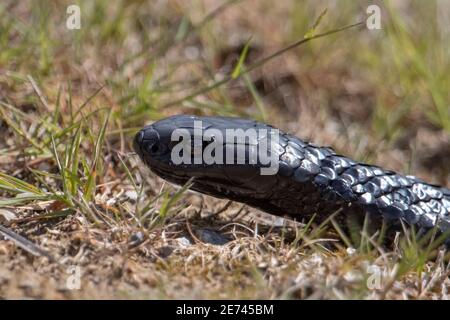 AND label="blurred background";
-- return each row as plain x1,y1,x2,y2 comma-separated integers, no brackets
1,1,449,186
0,0,449,299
